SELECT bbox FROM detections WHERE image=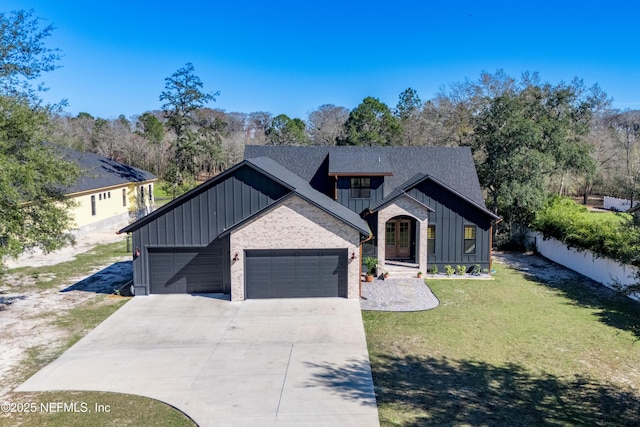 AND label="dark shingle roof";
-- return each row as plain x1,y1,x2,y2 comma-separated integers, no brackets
244,145,488,208
246,157,371,235
119,157,371,237
328,151,392,175
371,173,500,219
59,147,156,194
244,145,329,182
